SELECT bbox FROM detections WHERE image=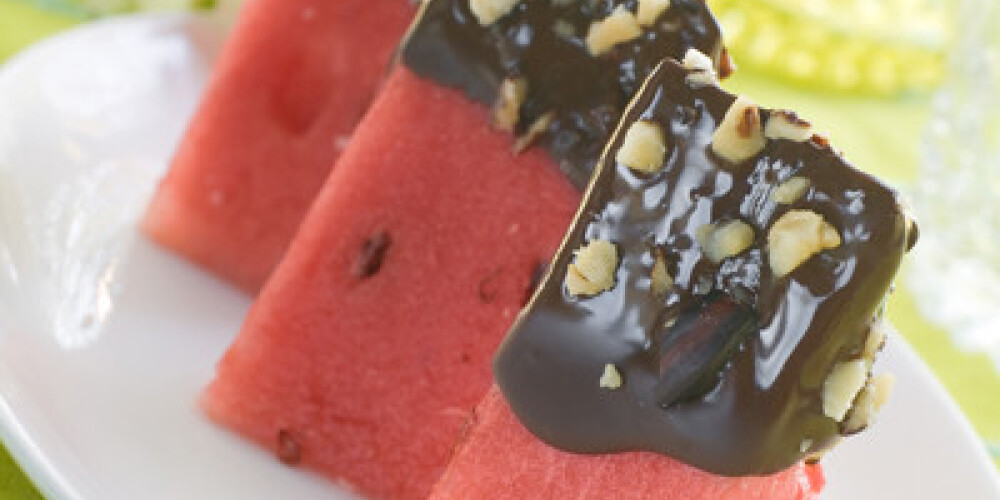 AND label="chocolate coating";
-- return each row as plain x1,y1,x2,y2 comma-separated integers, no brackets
494,60,915,475
401,0,724,188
